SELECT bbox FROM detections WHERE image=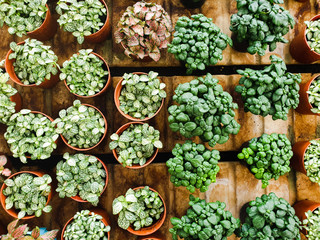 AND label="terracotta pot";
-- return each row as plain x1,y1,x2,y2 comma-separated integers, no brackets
180,0,205,8
112,122,159,169
0,171,52,219
84,0,111,43
114,72,164,121
291,140,317,175
64,52,111,98
27,4,57,41
60,104,107,151
9,92,22,112
290,14,320,63
70,156,108,203
293,200,320,235
5,41,59,89
61,208,111,240
120,42,153,62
